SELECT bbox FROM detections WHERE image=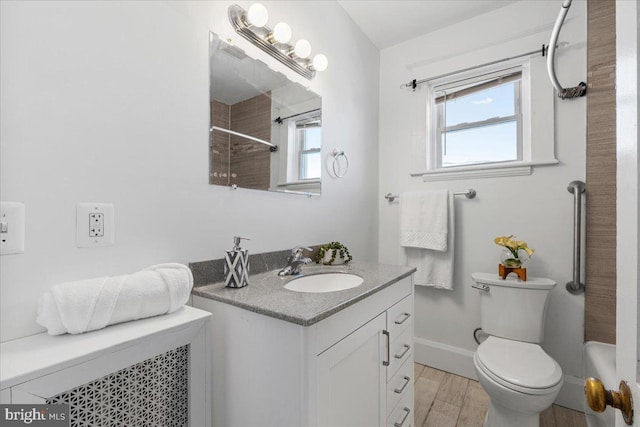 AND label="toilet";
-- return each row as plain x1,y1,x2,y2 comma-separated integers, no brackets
471,272,563,427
